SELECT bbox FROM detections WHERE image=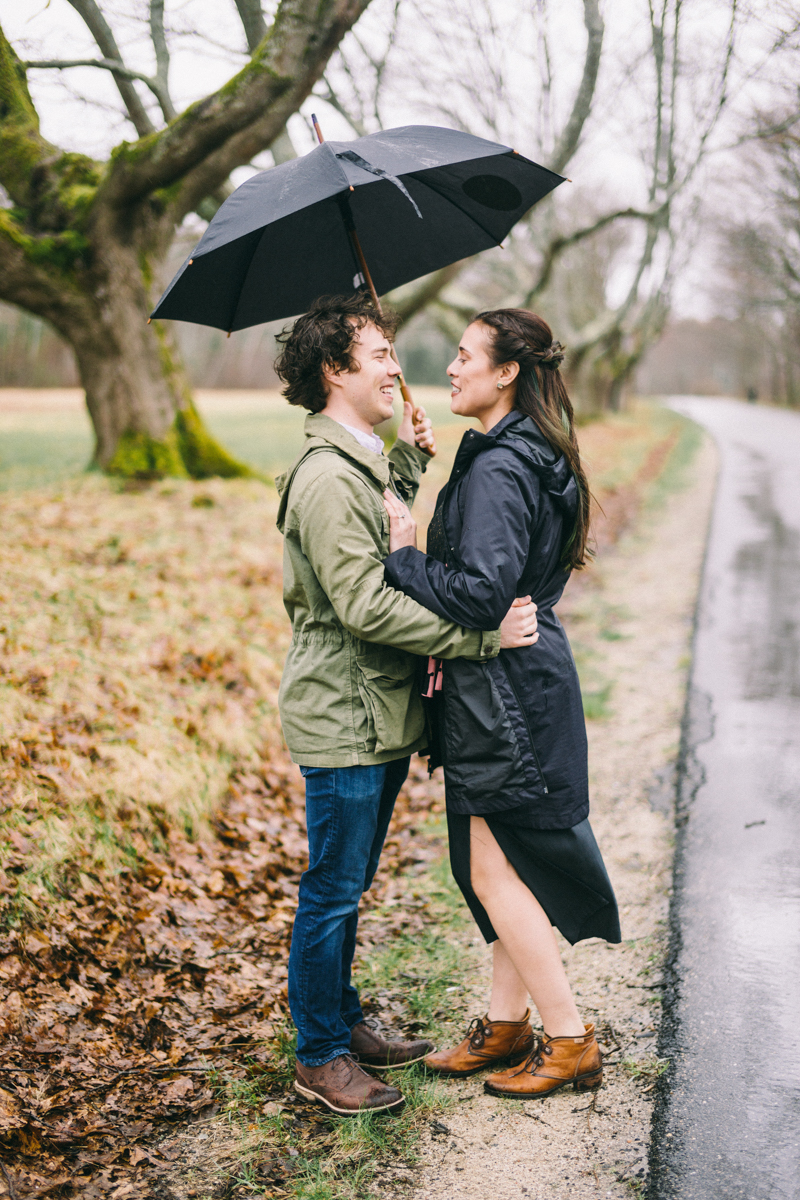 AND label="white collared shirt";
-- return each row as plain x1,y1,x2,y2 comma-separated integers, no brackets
338,421,385,456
